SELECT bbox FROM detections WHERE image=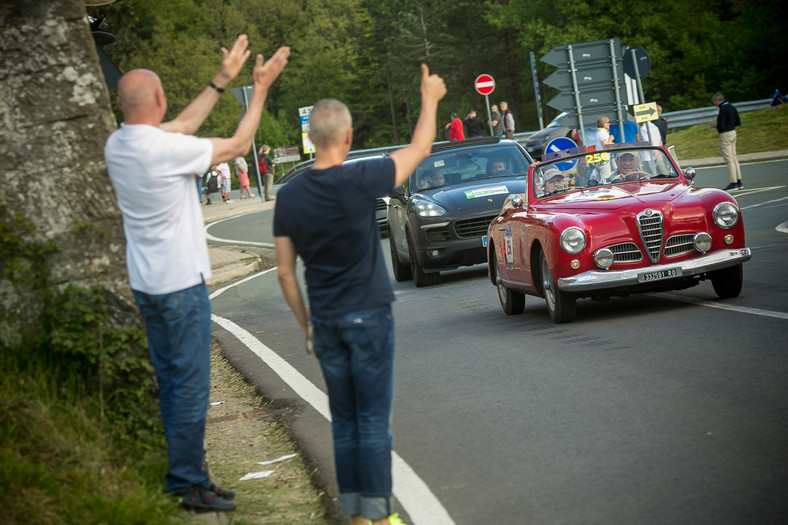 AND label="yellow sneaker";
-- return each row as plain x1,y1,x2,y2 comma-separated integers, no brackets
369,514,407,525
